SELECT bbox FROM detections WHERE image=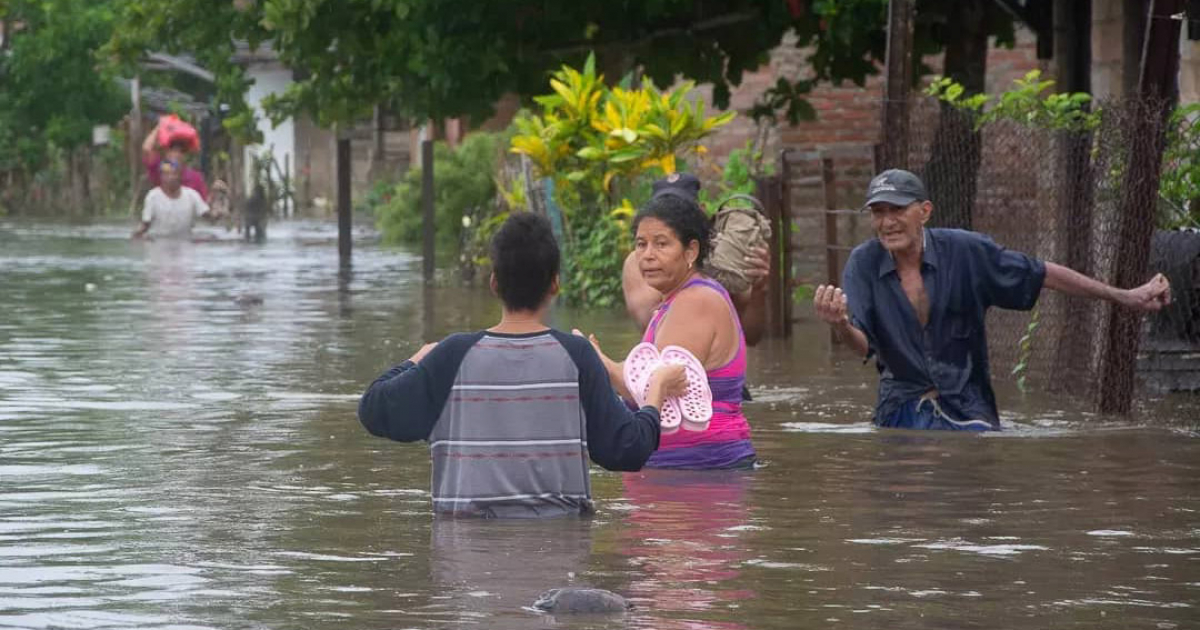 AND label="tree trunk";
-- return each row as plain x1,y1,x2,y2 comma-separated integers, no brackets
1099,0,1184,414
879,0,915,170
1050,0,1097,395
1122,0,1147,98
923,0,988,230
